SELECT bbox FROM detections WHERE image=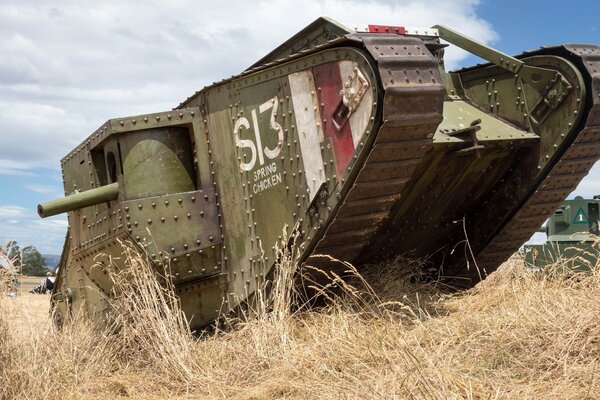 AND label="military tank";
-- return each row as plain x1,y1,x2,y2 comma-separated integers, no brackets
524,196,600,270
38,17,600,329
